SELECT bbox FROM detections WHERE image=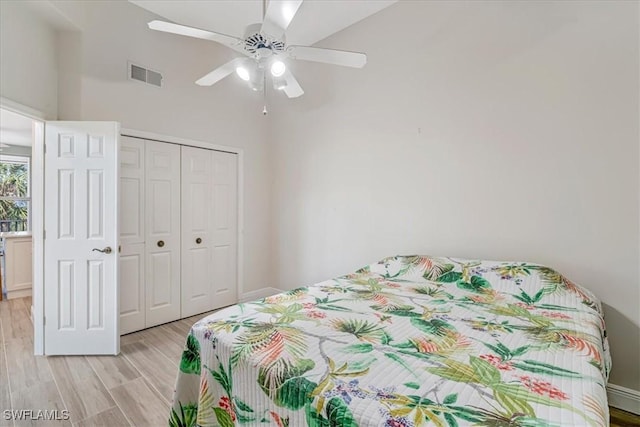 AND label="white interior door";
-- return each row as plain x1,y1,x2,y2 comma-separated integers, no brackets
181,146,213,317
119,136,145,334
145,140,181,327
211,151,238,308
44,121,119,355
